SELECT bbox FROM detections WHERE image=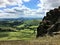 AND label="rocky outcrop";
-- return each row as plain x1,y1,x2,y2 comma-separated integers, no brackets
36,6,60,37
